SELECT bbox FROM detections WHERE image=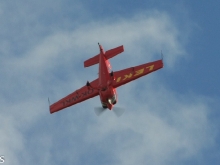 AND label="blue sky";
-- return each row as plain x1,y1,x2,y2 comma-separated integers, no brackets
1,1,220,165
